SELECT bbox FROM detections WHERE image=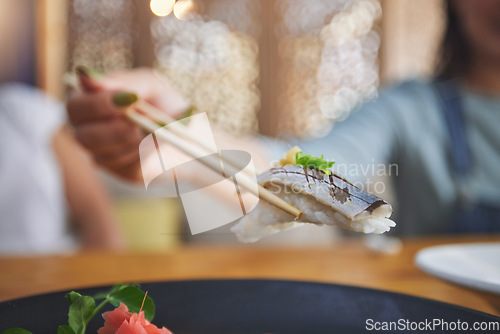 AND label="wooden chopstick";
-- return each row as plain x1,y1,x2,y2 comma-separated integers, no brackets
134,100,259,176
66,74,302,218
126,108,302,218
